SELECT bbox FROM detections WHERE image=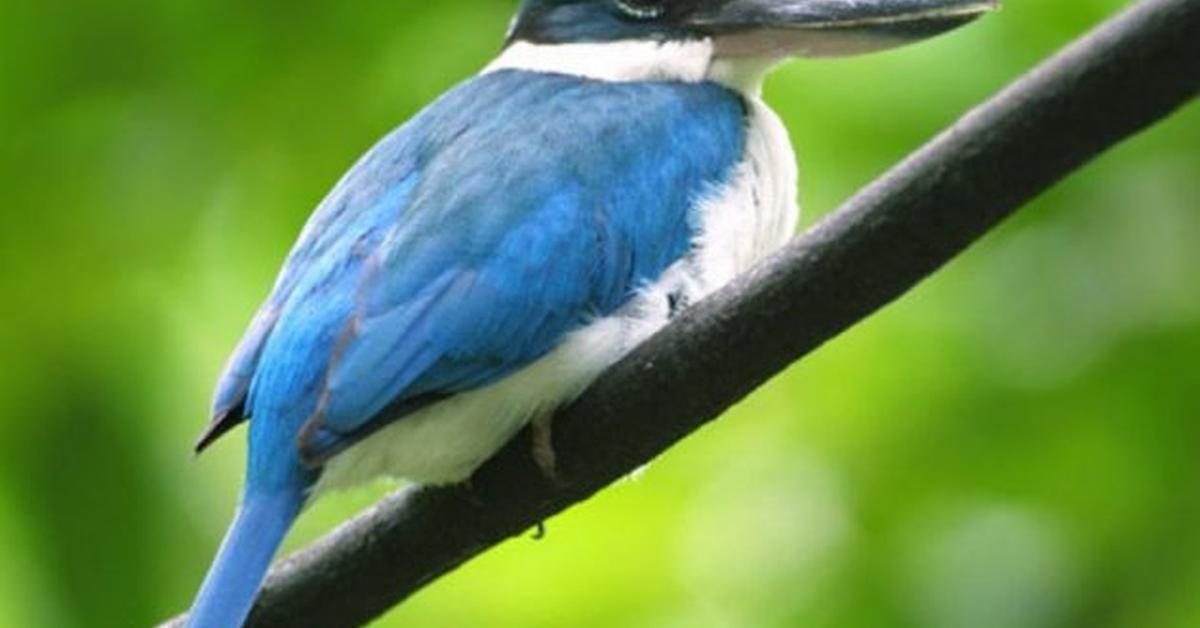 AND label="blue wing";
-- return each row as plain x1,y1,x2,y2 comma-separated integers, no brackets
202,70,747,470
